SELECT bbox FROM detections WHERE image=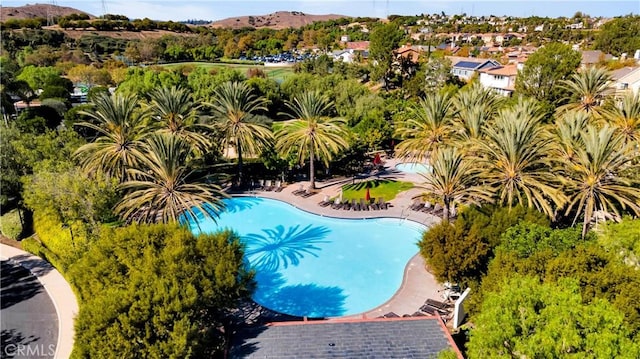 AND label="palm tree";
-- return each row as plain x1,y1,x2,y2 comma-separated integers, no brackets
452,82,502,116
559,66,612,118
146,86,211,152
453,104,492,147
115,133,227,225
604,91,640,148
563,125,640,238
474,106,564,217
418,147,493,223
74,92,147,182
395,92,455,162
207,81,272,186
549,110,591,164
276,91,349,190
